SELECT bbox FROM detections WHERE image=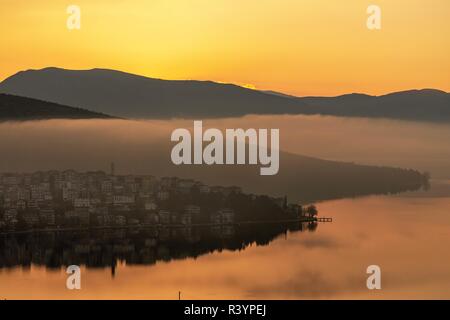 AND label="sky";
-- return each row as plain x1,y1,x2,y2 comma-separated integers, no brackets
1,0,449,96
